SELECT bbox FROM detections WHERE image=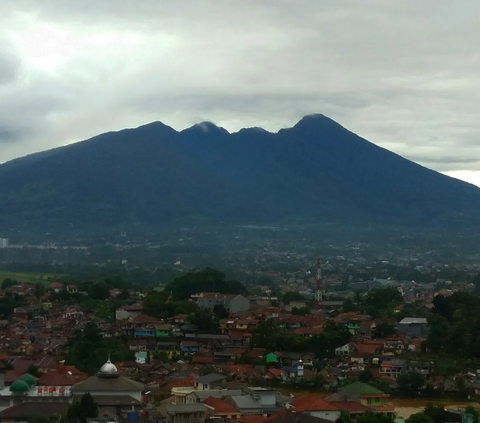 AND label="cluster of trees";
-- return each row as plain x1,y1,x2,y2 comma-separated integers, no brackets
342,287,403,319
427,291,480,358
66,323,134,374
405,405,479,423
252,320,351,357
164,267,248,300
